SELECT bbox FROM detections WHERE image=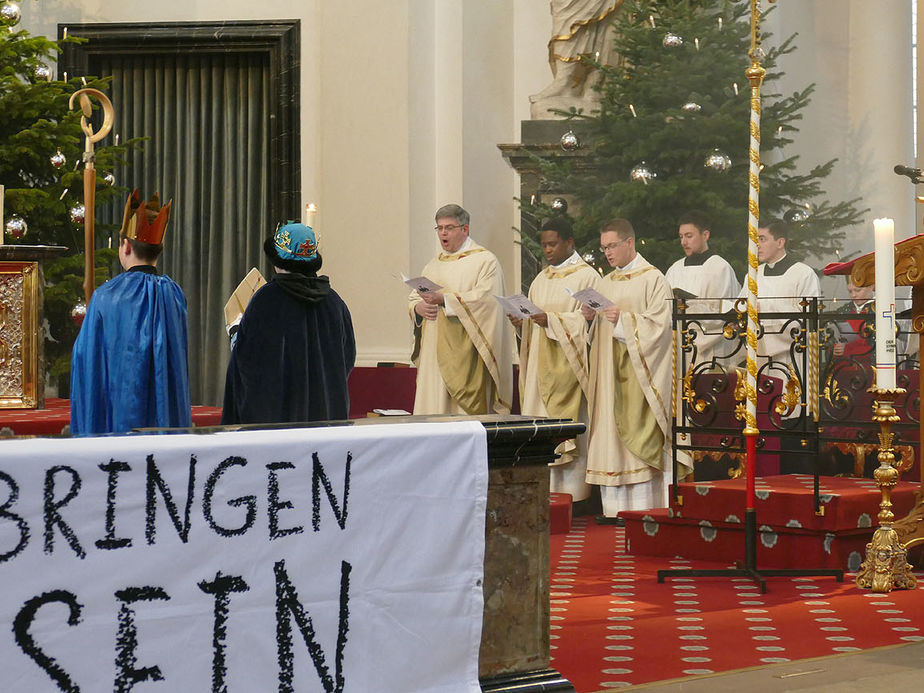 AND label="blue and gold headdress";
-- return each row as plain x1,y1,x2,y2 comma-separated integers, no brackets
273,222,319,261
